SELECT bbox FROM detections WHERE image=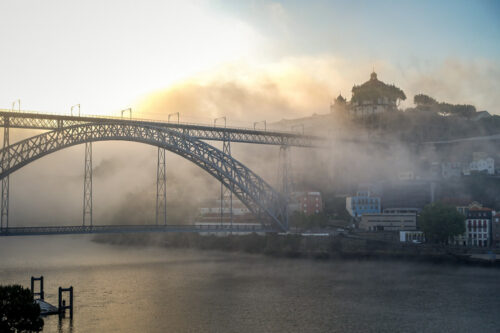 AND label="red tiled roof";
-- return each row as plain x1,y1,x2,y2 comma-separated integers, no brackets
469,207,492,212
